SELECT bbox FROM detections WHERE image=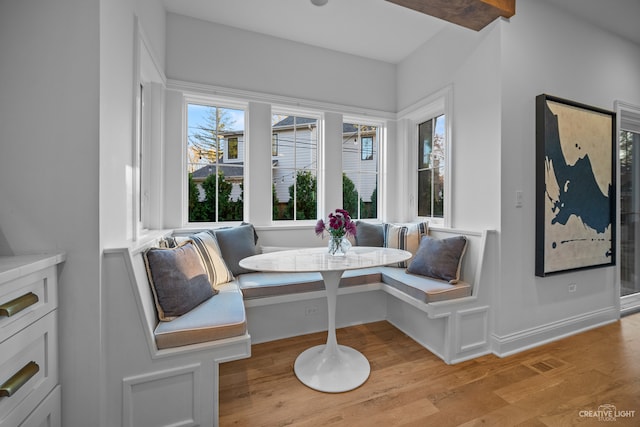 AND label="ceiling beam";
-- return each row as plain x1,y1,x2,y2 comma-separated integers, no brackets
386,0,515,31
